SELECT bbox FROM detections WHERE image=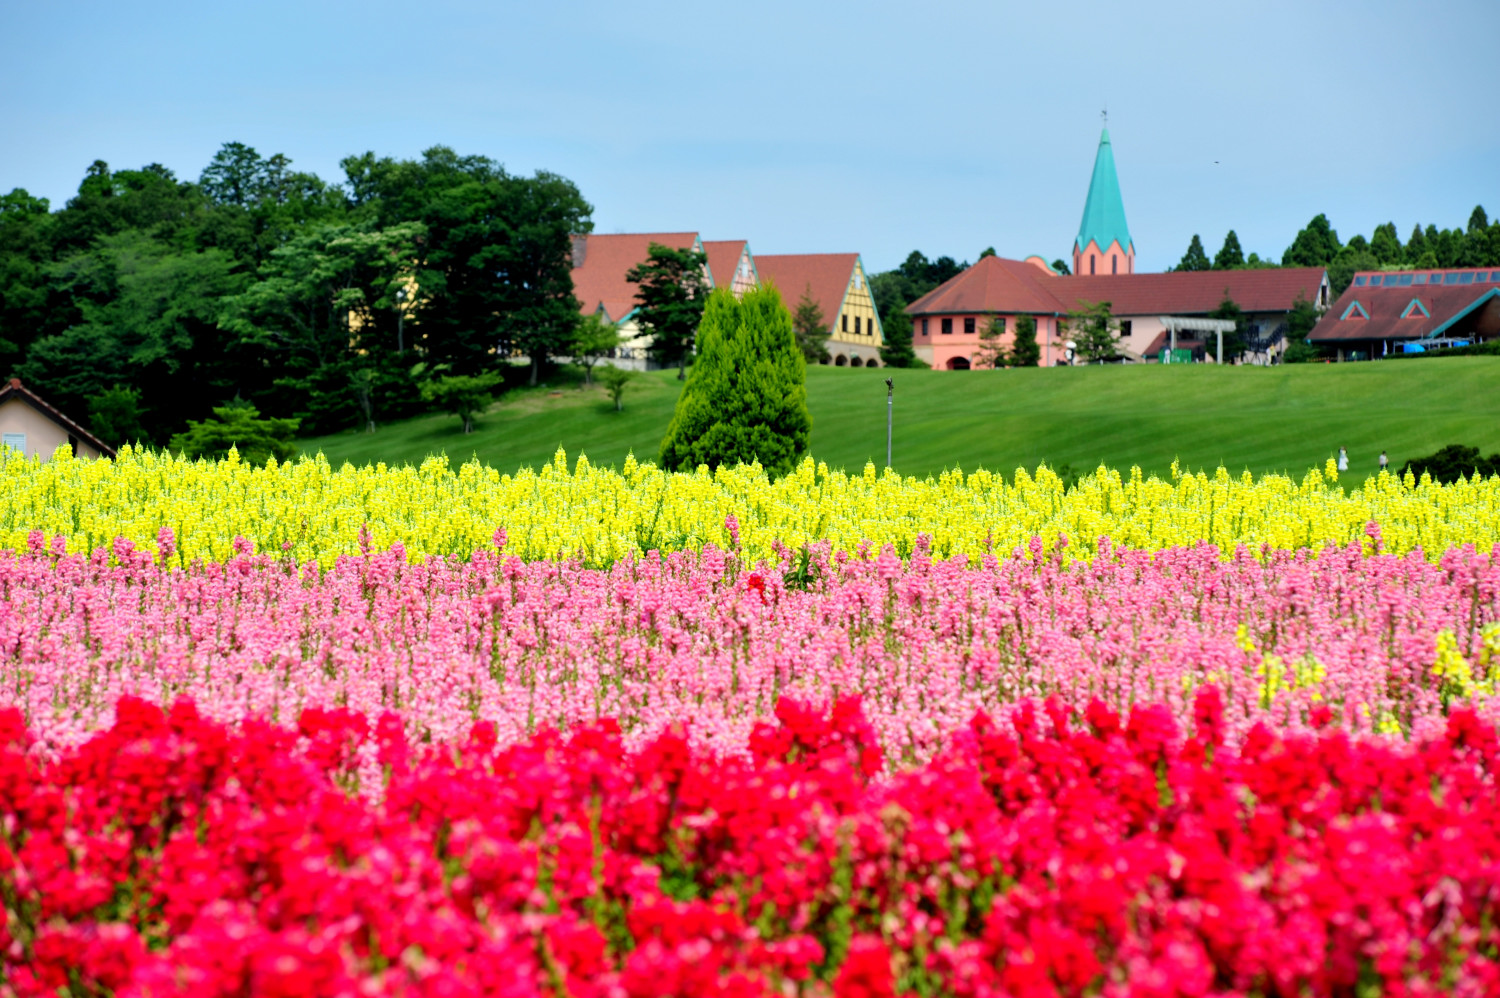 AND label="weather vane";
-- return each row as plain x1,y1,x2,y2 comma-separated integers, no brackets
1101,106,1108,127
